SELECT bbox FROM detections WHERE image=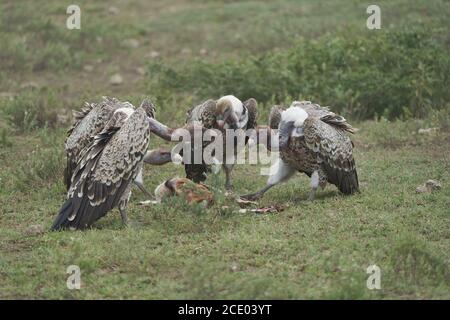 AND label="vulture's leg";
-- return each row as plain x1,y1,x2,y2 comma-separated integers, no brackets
133,167,153,199
119,208,129,227
134,181,153,199
241,184,275,201
308,170,319,201
118,188,132,227
241,159,295,201
223,163,234,191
